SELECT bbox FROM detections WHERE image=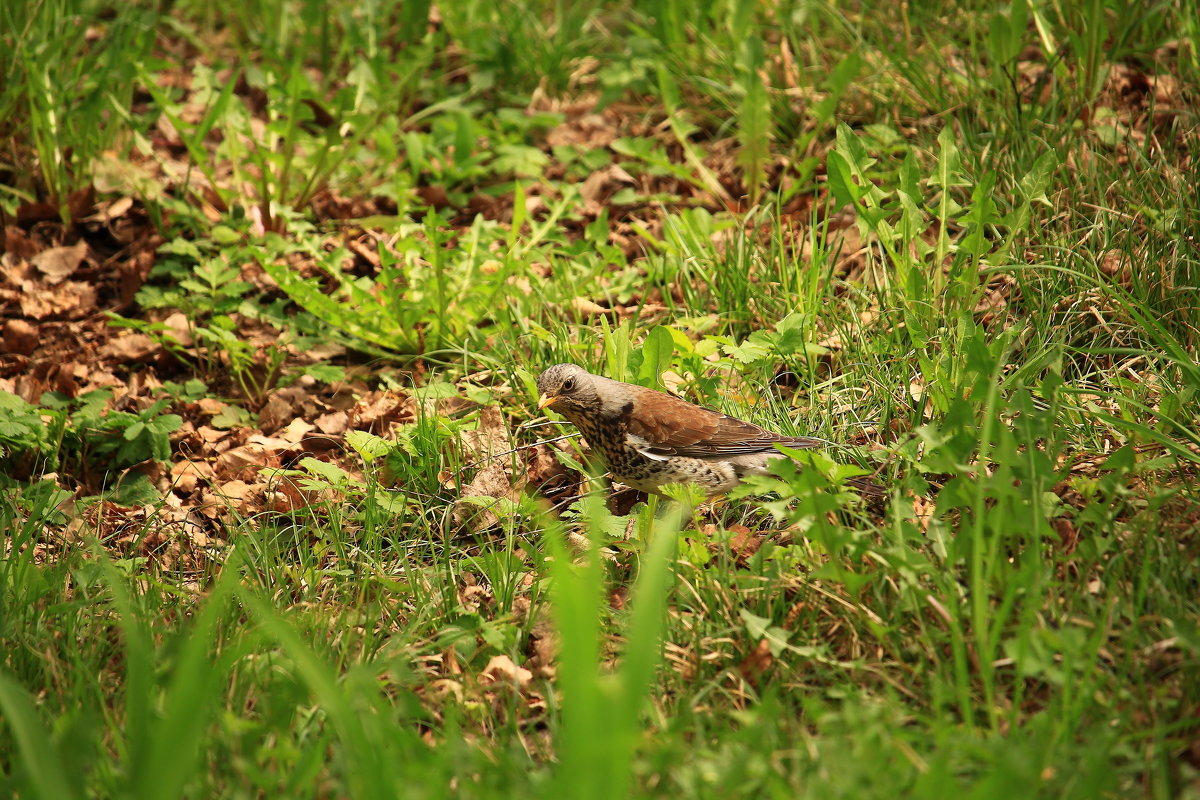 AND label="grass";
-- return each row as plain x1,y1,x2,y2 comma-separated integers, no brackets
1,0,1199,797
